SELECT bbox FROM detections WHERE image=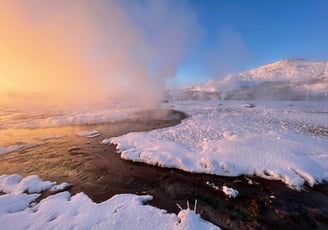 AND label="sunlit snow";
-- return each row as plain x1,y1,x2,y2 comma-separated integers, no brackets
222,186,239,198
168,59,328,101
108,100,328,189
0,174,219,230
